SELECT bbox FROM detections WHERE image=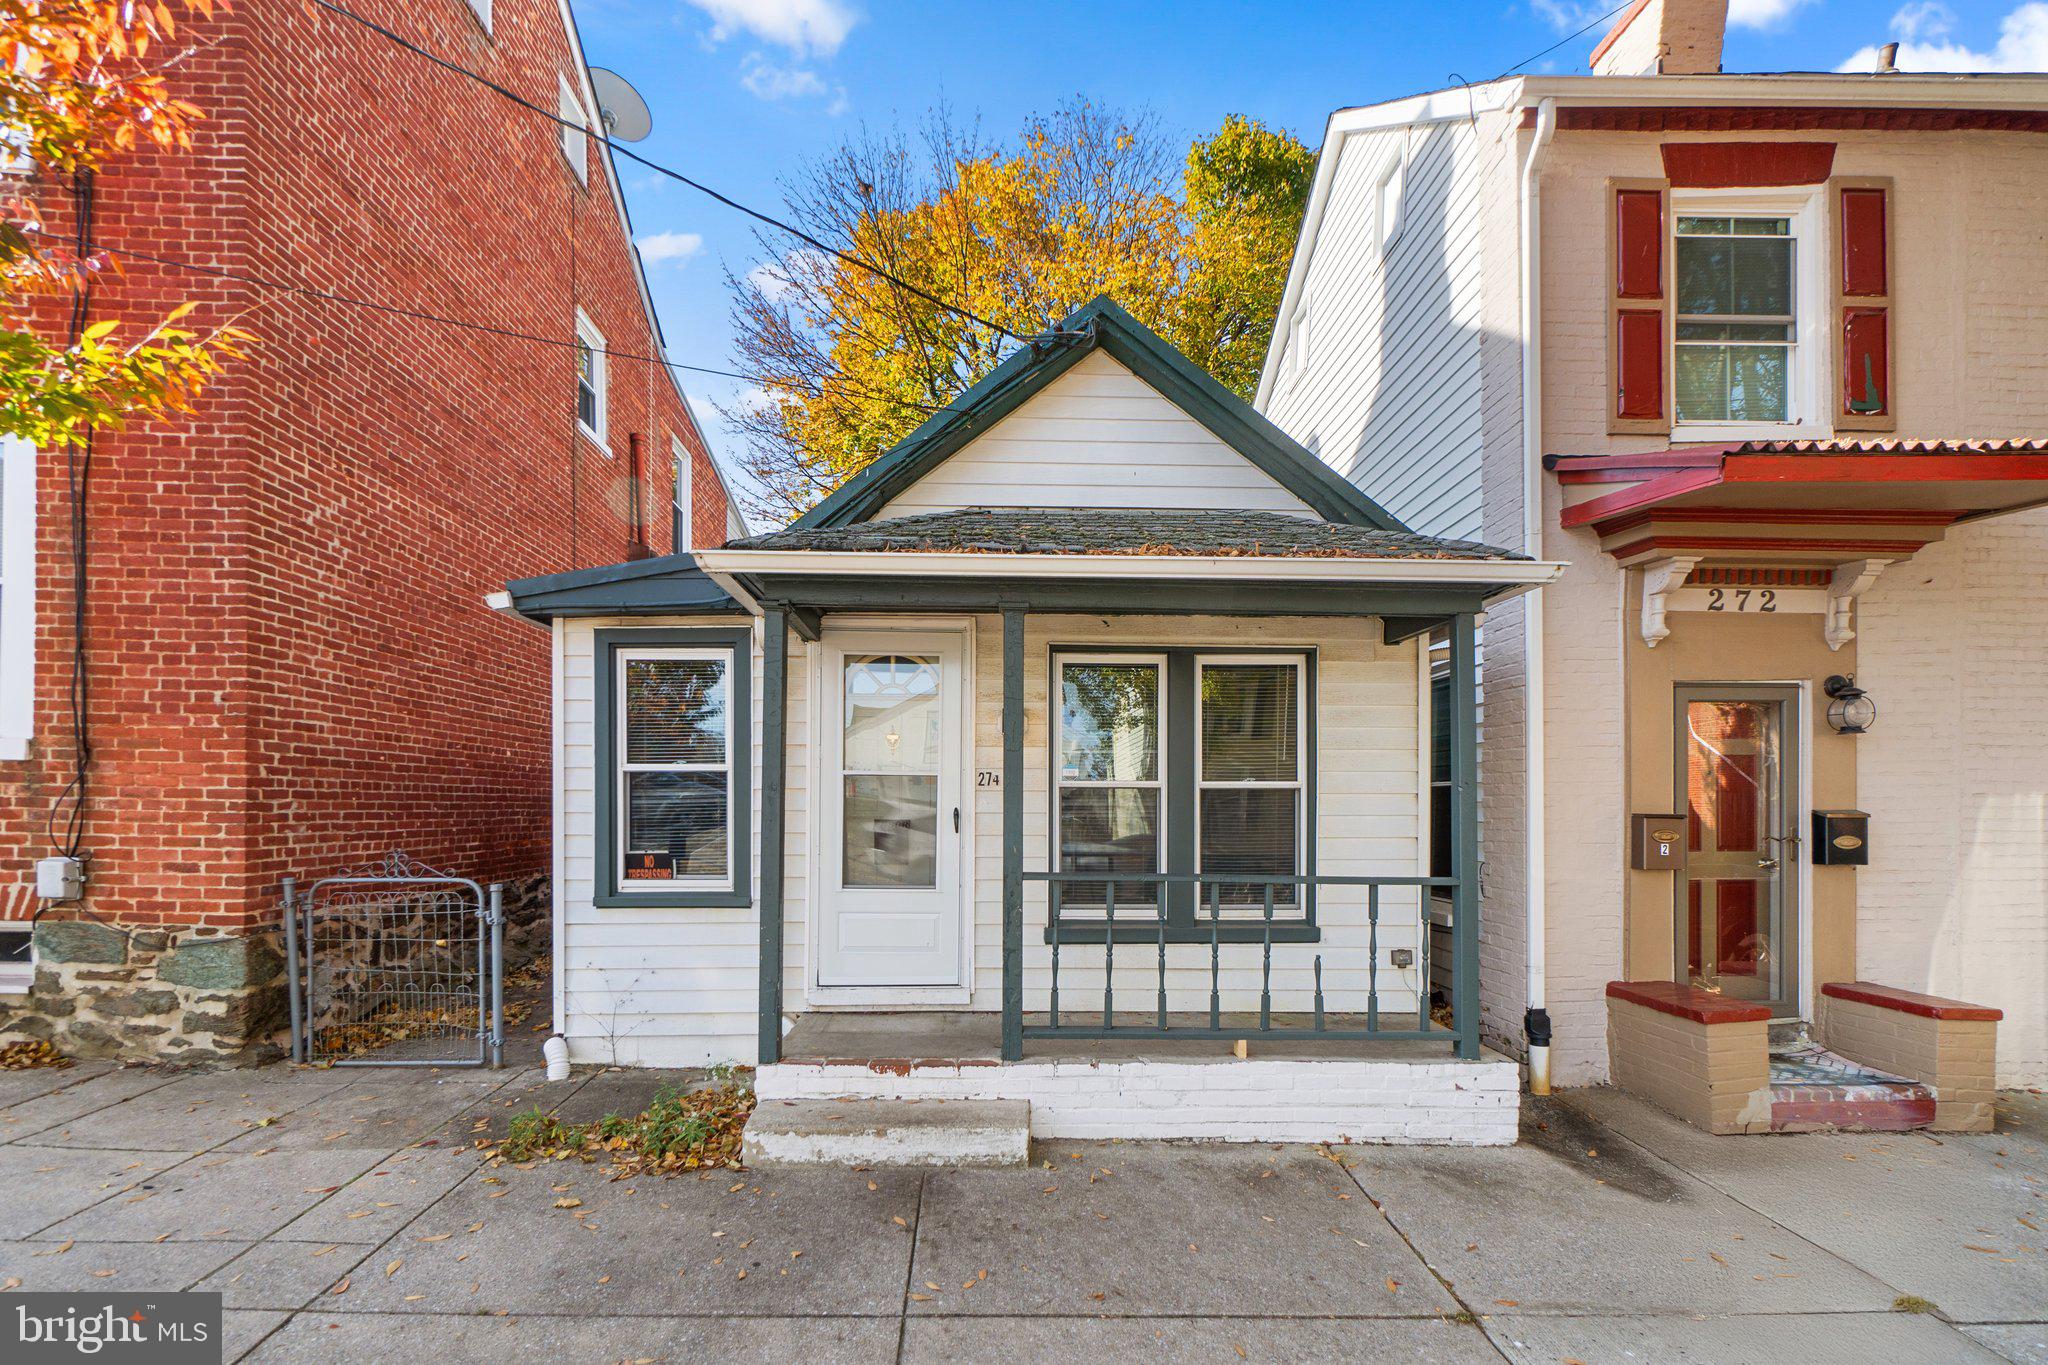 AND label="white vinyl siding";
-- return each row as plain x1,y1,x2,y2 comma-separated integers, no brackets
553,611,1427,1065
1260,120,1486,542
876,351,1319,519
